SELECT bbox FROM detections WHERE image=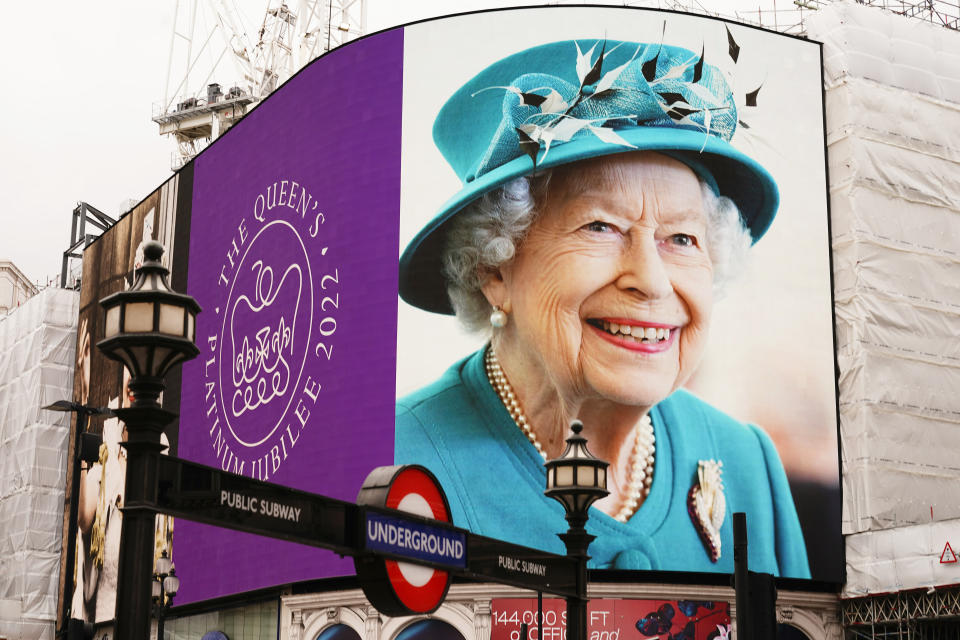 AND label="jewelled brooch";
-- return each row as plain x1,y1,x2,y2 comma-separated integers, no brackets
687,459,725,562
